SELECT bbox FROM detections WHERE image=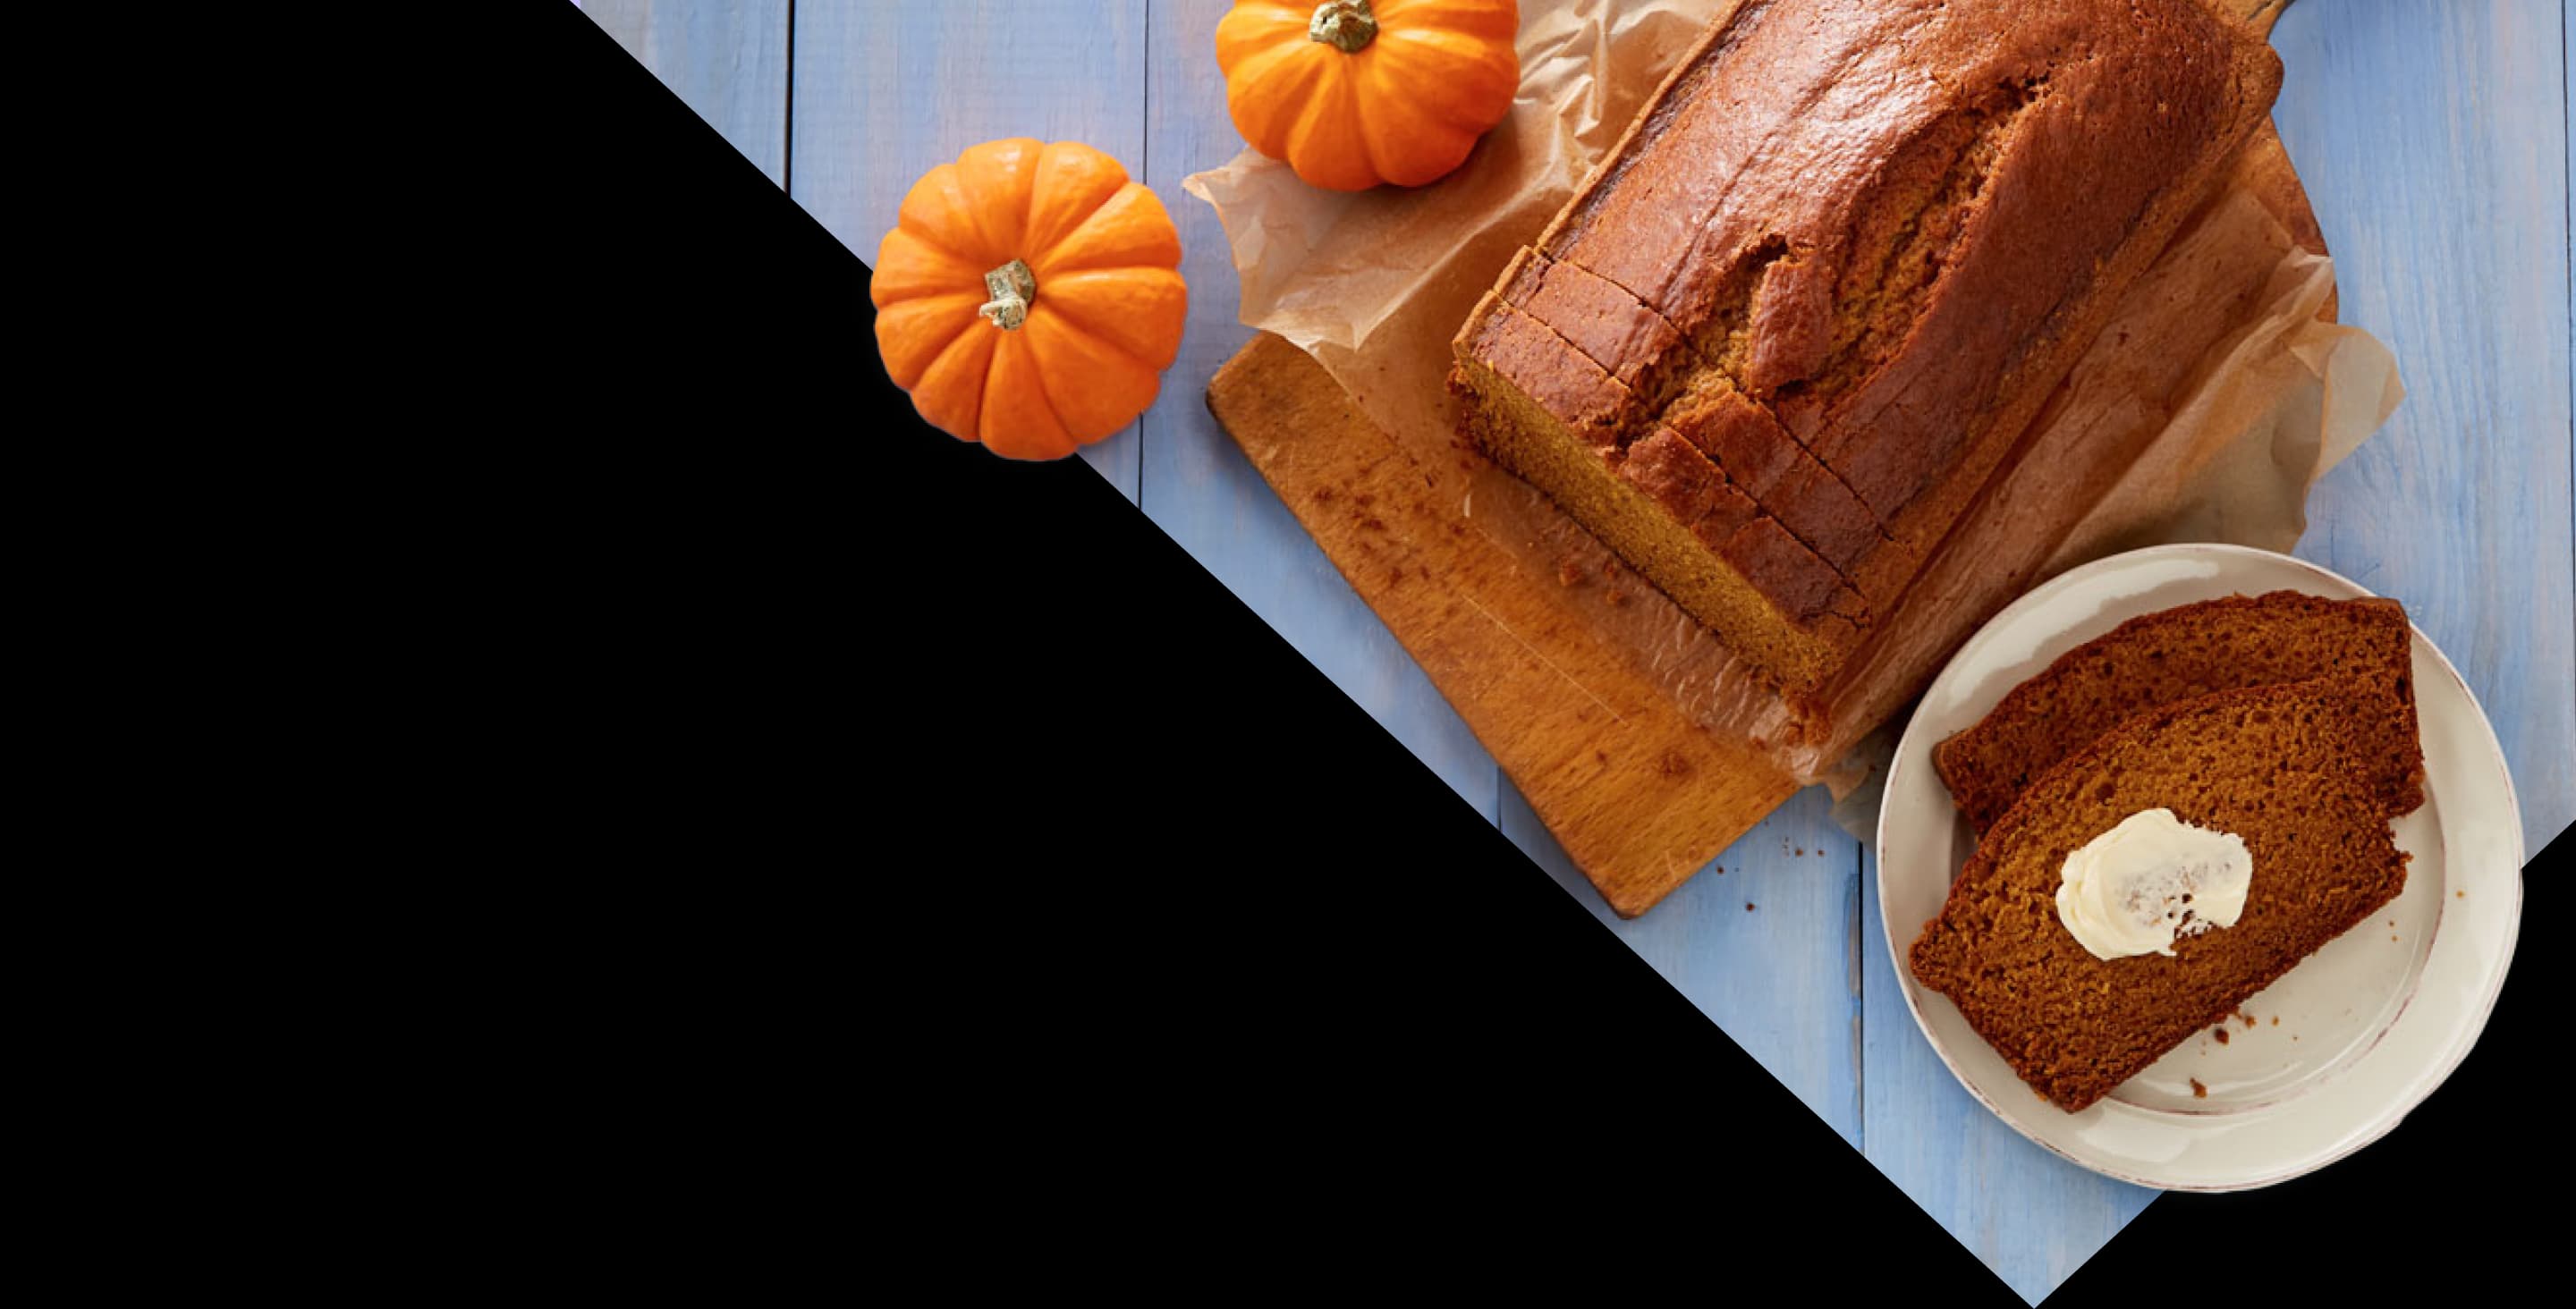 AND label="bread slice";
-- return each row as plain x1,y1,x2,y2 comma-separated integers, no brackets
1908,683,2411,1113
1933,592,2426,834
